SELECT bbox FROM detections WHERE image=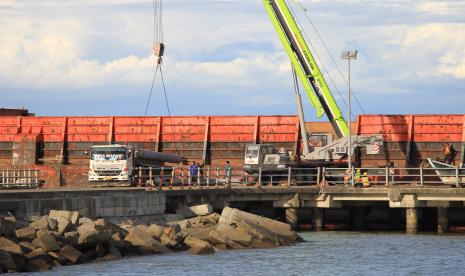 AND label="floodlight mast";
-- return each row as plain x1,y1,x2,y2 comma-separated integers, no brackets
341,50,357,174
